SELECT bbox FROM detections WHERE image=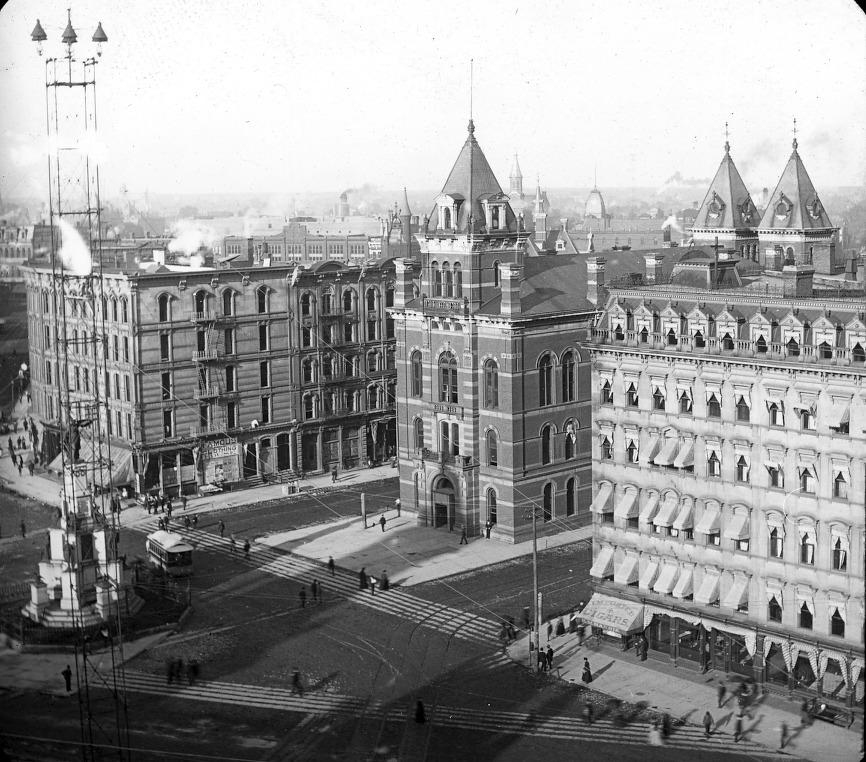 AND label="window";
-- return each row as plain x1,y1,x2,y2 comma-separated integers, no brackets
411,351,423,397
707,531,720,546
736,395,750,422
626,438,638,463
303,395,314,419
260,361,270,388
413,418,424,451
707,393,721,418
83,368,89,392
121,298,128,322
493,261,501,288
799,467,816,494
259,324,269,351
693,330,705,348
301,326,312,347
261,396,271,424
799,602,813,630
123,337,129,363
225,365,236,392
539,356,553,406
160,333,170,361
301,293,311,316
257,286,269,314
666,328,677,346
439,352,458,403
833,471,848,499
787,337,800,357
768,466,783,488
163,409,174,438
601,380,613,405
366,288,377,312
652,387,665,411
768,596,782,622
224,328,235,354
601,435,613,460
112,335,119,361
541,425,553,464
768,402,784,426
322,355,332,379
722,333,734,351
679,389,692,414
769,527,783,558
321,289,332,314
564,424,575,460
385,285,394,308
561,352,575,402
543,483,553,522
386,317,395,340
736,455,749,483
639,326,649,343
565,478,575,516
613,323,624,341
453,263,462,298
484,360,499,408
830,608,845,637
367,386,378,410
222,289,234,316
486,430,498,466
440,421,459,456
113,373,120,400
158,294,170,322
344,356,354,377
799,528,815,564
707,451,720,477
832,536,848,571
487,489,498,524
626,382,638,407
755,335,767,353
343,290,354,313
161,372,171,401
